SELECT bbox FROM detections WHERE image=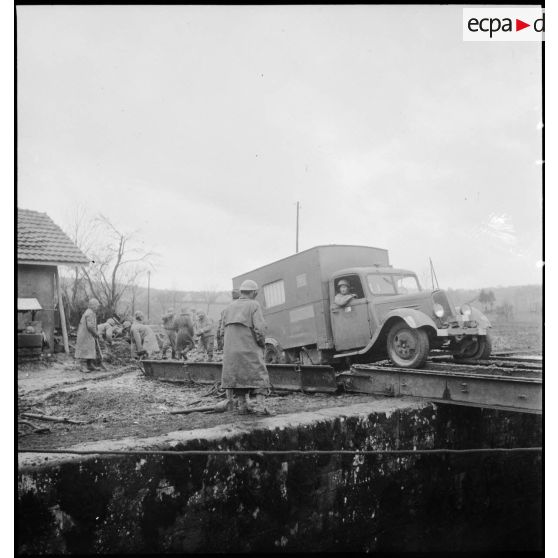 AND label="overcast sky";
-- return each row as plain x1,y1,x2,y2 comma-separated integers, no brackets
16,5,542,292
